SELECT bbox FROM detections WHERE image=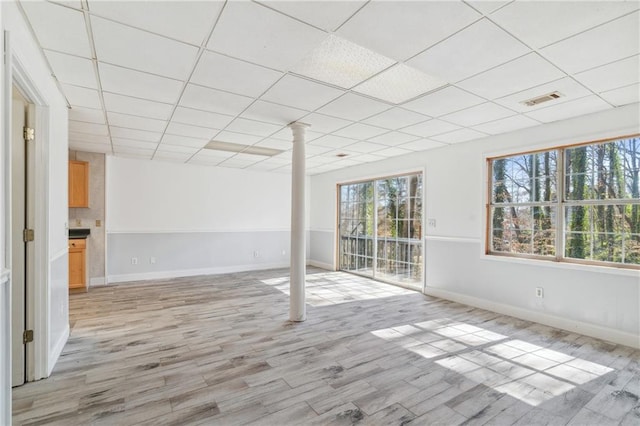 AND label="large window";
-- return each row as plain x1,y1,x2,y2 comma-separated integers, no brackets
488,135,640,268
339,173,423,287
